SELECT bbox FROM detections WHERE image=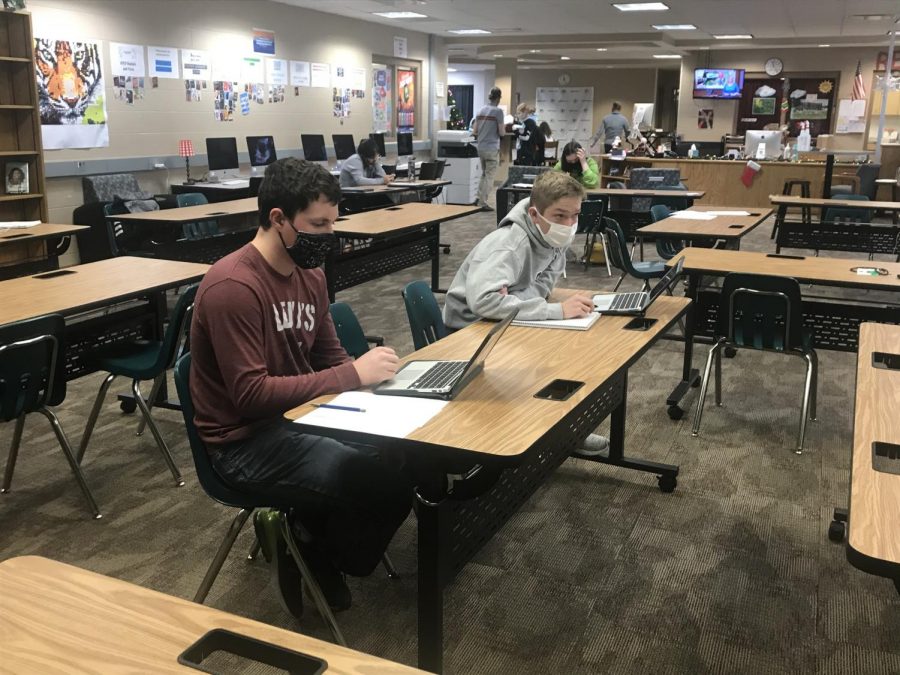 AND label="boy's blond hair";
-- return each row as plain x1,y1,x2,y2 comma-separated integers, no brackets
530,171,586,212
